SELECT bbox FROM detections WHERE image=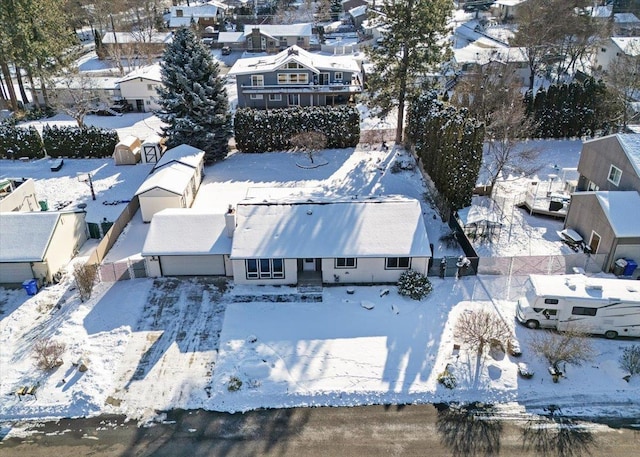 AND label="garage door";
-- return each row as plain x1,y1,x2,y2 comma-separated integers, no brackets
160,255,225,276
0,262,33,285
